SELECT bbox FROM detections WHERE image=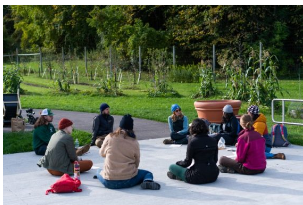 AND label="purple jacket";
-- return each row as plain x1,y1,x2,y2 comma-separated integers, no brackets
236,128,266,170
